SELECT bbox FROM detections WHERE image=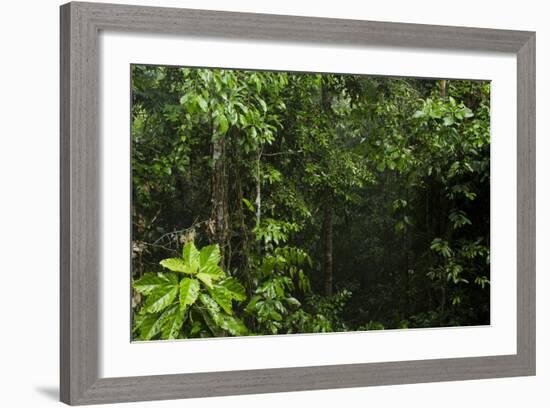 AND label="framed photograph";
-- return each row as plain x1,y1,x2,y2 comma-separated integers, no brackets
60,1,535,405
